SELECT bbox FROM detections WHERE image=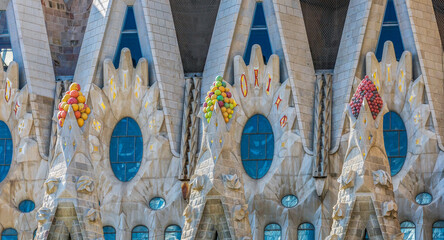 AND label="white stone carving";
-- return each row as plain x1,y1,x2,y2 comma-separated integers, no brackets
183,205,194,223
332,203,346,220
383,200,398,218
373,170,392,188
338,171,356,190
36,207,51,224
76,176,94,194
190,175,206,191
45,178,59,194
223,174,241,190
85,208,99,222
233,204,248,221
